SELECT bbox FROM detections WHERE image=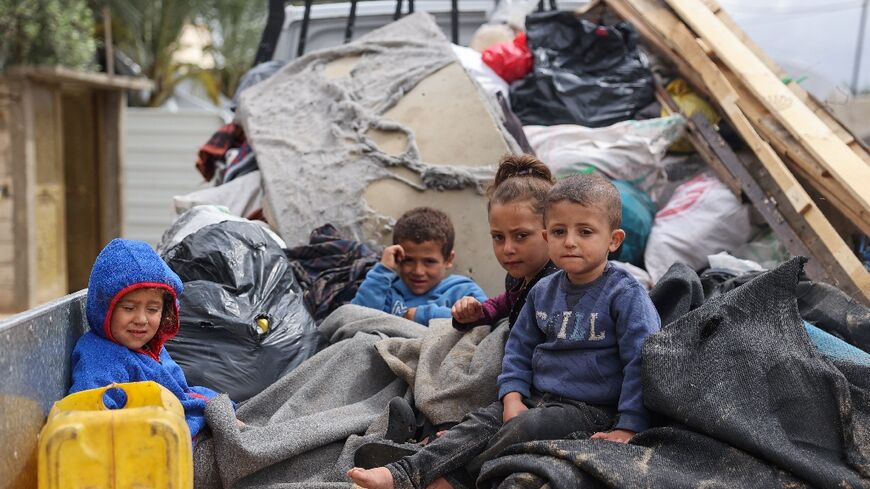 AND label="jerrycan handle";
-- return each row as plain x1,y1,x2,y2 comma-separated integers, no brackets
52,381,178,413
